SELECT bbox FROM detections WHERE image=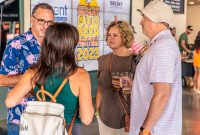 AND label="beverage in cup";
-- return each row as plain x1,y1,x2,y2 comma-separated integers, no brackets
120,72,133,94
112,72,121,90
